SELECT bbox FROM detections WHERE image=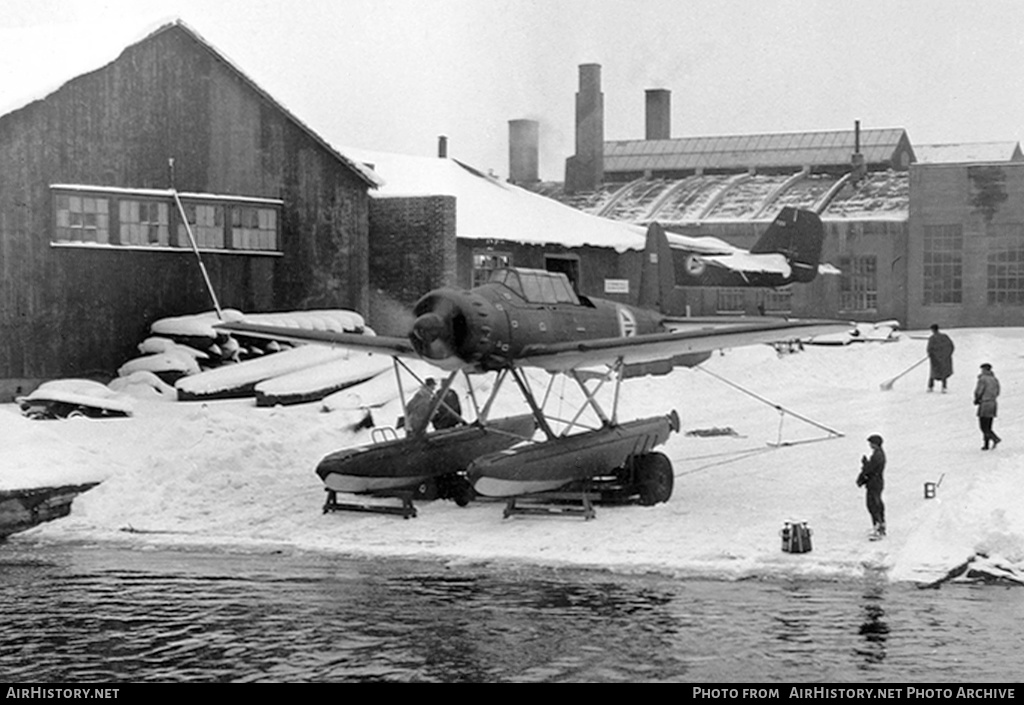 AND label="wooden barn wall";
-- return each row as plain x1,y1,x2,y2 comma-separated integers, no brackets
909,162,1024,329
0,25,370,388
